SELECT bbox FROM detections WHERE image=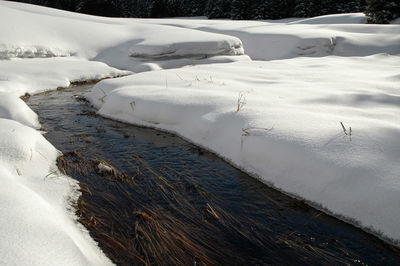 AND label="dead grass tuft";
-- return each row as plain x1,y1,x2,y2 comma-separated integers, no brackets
19,93,31,101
